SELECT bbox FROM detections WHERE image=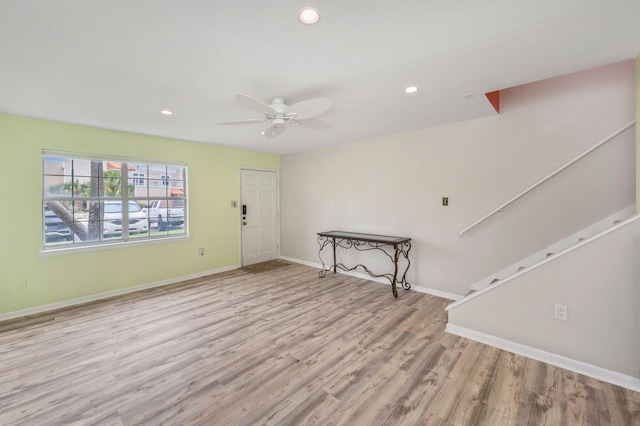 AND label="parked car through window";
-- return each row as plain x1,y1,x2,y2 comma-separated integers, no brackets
44,207,73,243
103,201,149,236
143,199,185,231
